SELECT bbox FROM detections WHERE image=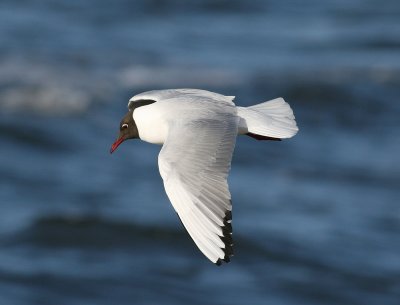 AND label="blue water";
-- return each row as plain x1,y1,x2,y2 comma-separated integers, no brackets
1,1,400,304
